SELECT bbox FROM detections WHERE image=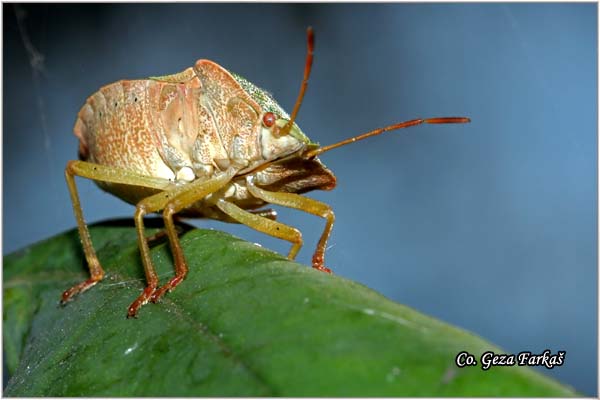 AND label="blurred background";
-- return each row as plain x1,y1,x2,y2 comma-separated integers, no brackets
3,3,596,395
